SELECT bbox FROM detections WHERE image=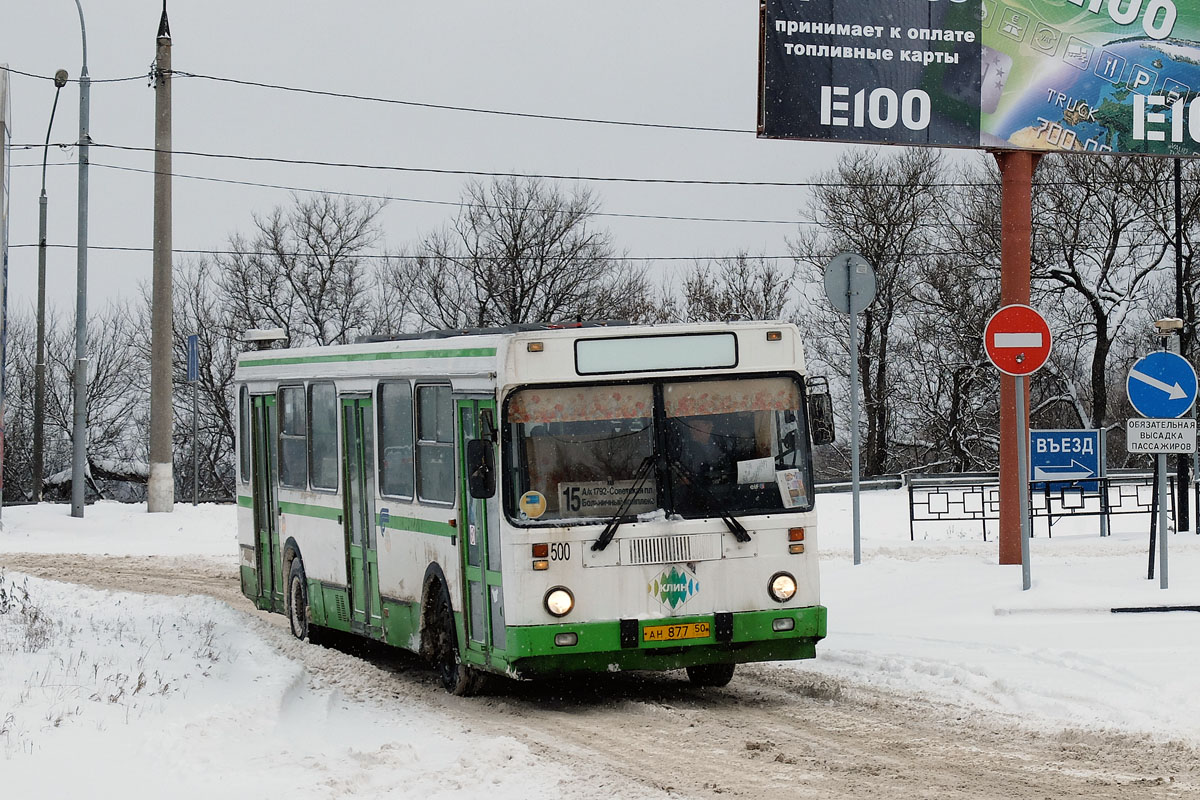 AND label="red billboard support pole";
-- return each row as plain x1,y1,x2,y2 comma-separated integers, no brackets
995,151,1041,566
